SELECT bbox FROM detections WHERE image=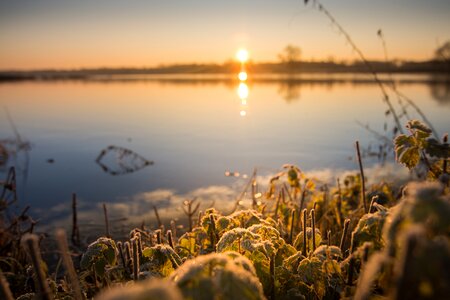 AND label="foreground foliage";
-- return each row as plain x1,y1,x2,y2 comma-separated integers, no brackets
0,119,449,300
